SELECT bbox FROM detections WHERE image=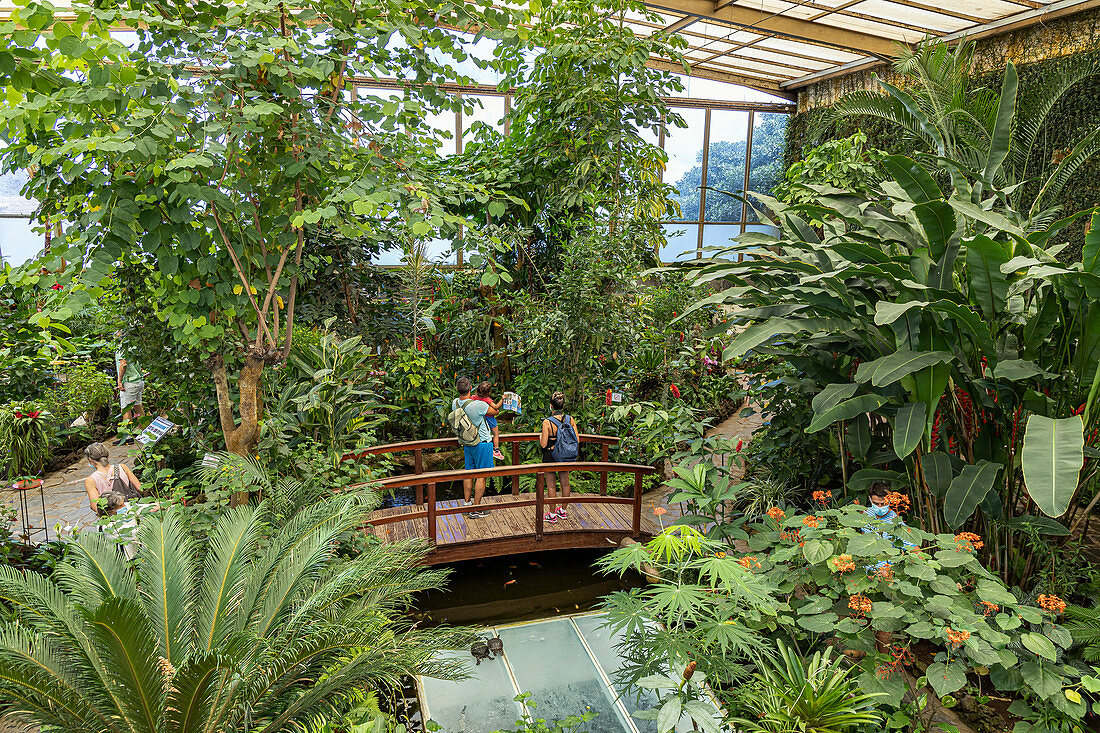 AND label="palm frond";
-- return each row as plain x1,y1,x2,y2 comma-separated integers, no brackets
1029,125,1100,220
85,598,165,733
163,652,231,733
194,504,265,653
136,511,197,667
54,529,139,606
